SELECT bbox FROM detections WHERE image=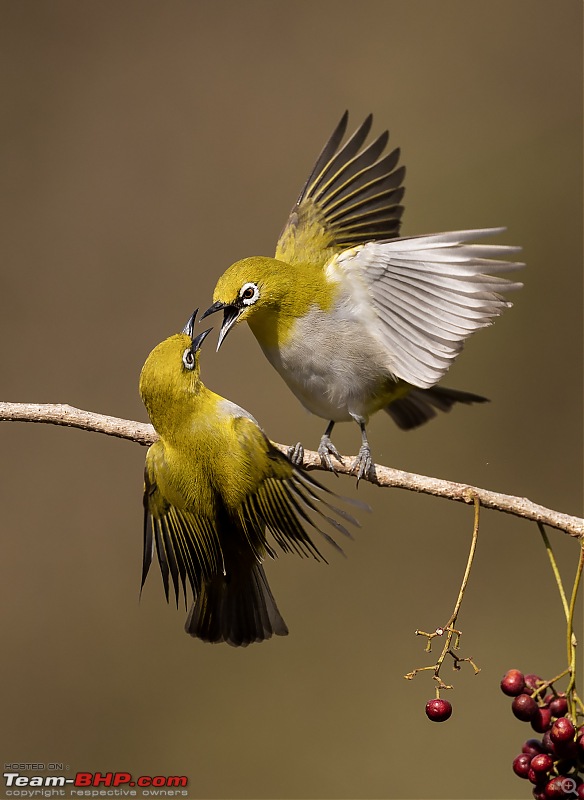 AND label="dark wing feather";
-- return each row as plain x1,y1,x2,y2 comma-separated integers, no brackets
142,453,223,608
275,113,405,268
237,442,367,562
141,498,154,596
